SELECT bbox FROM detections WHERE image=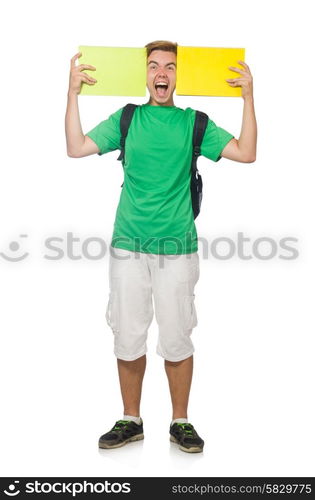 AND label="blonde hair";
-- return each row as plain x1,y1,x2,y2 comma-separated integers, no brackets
145,40,177,58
